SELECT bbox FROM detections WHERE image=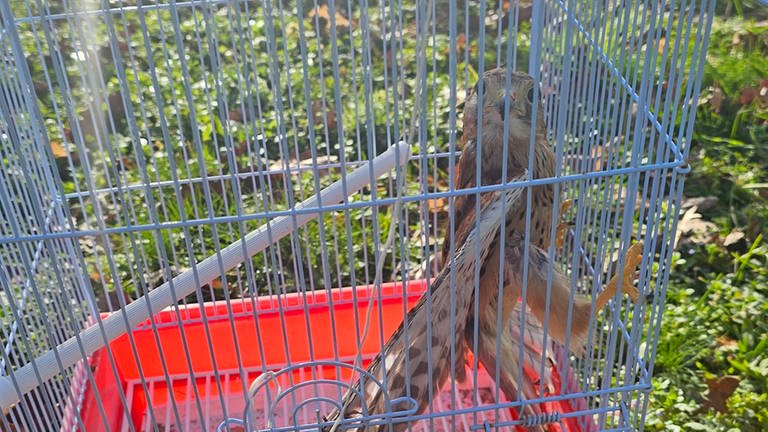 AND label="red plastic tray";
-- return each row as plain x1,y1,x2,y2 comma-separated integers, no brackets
75,280,594,431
